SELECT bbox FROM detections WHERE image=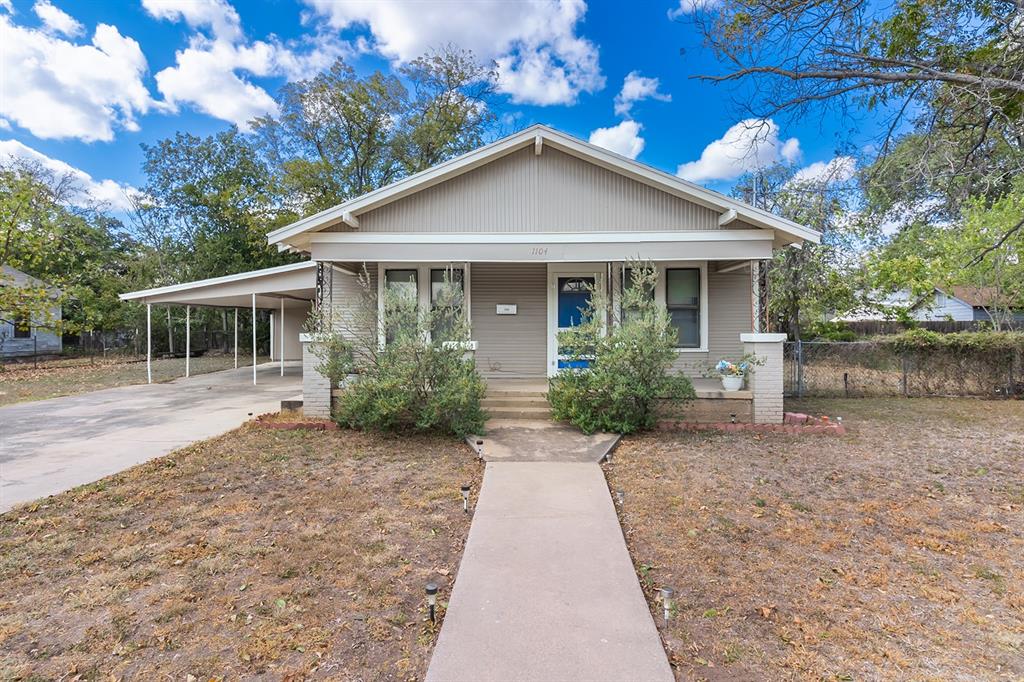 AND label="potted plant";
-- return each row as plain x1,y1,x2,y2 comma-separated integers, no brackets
709,355,762,391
